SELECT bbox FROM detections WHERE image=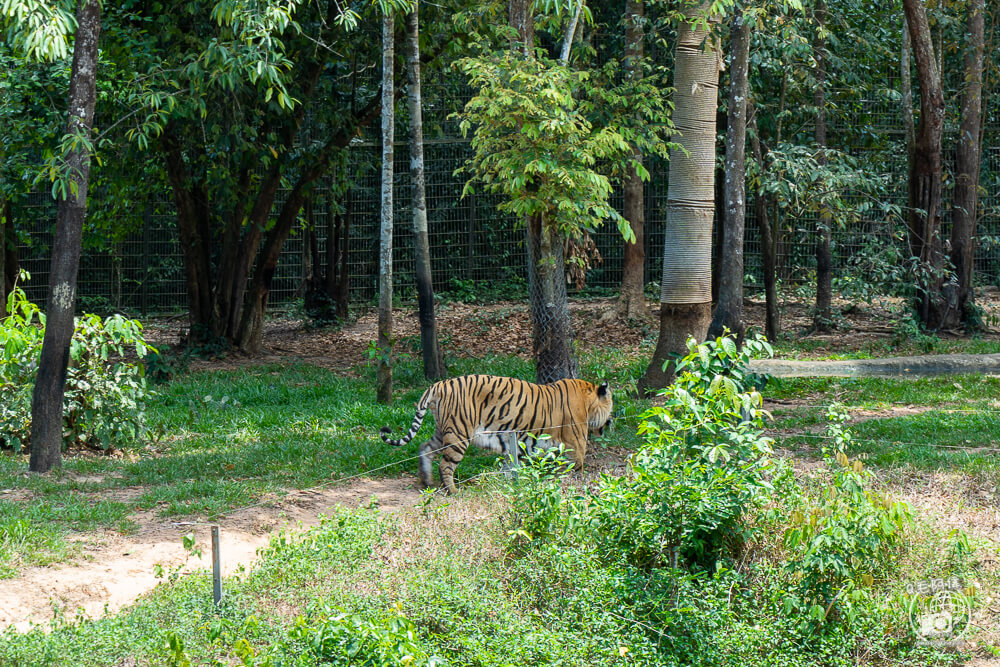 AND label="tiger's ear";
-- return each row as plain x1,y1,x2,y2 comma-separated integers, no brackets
597,381,609,397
